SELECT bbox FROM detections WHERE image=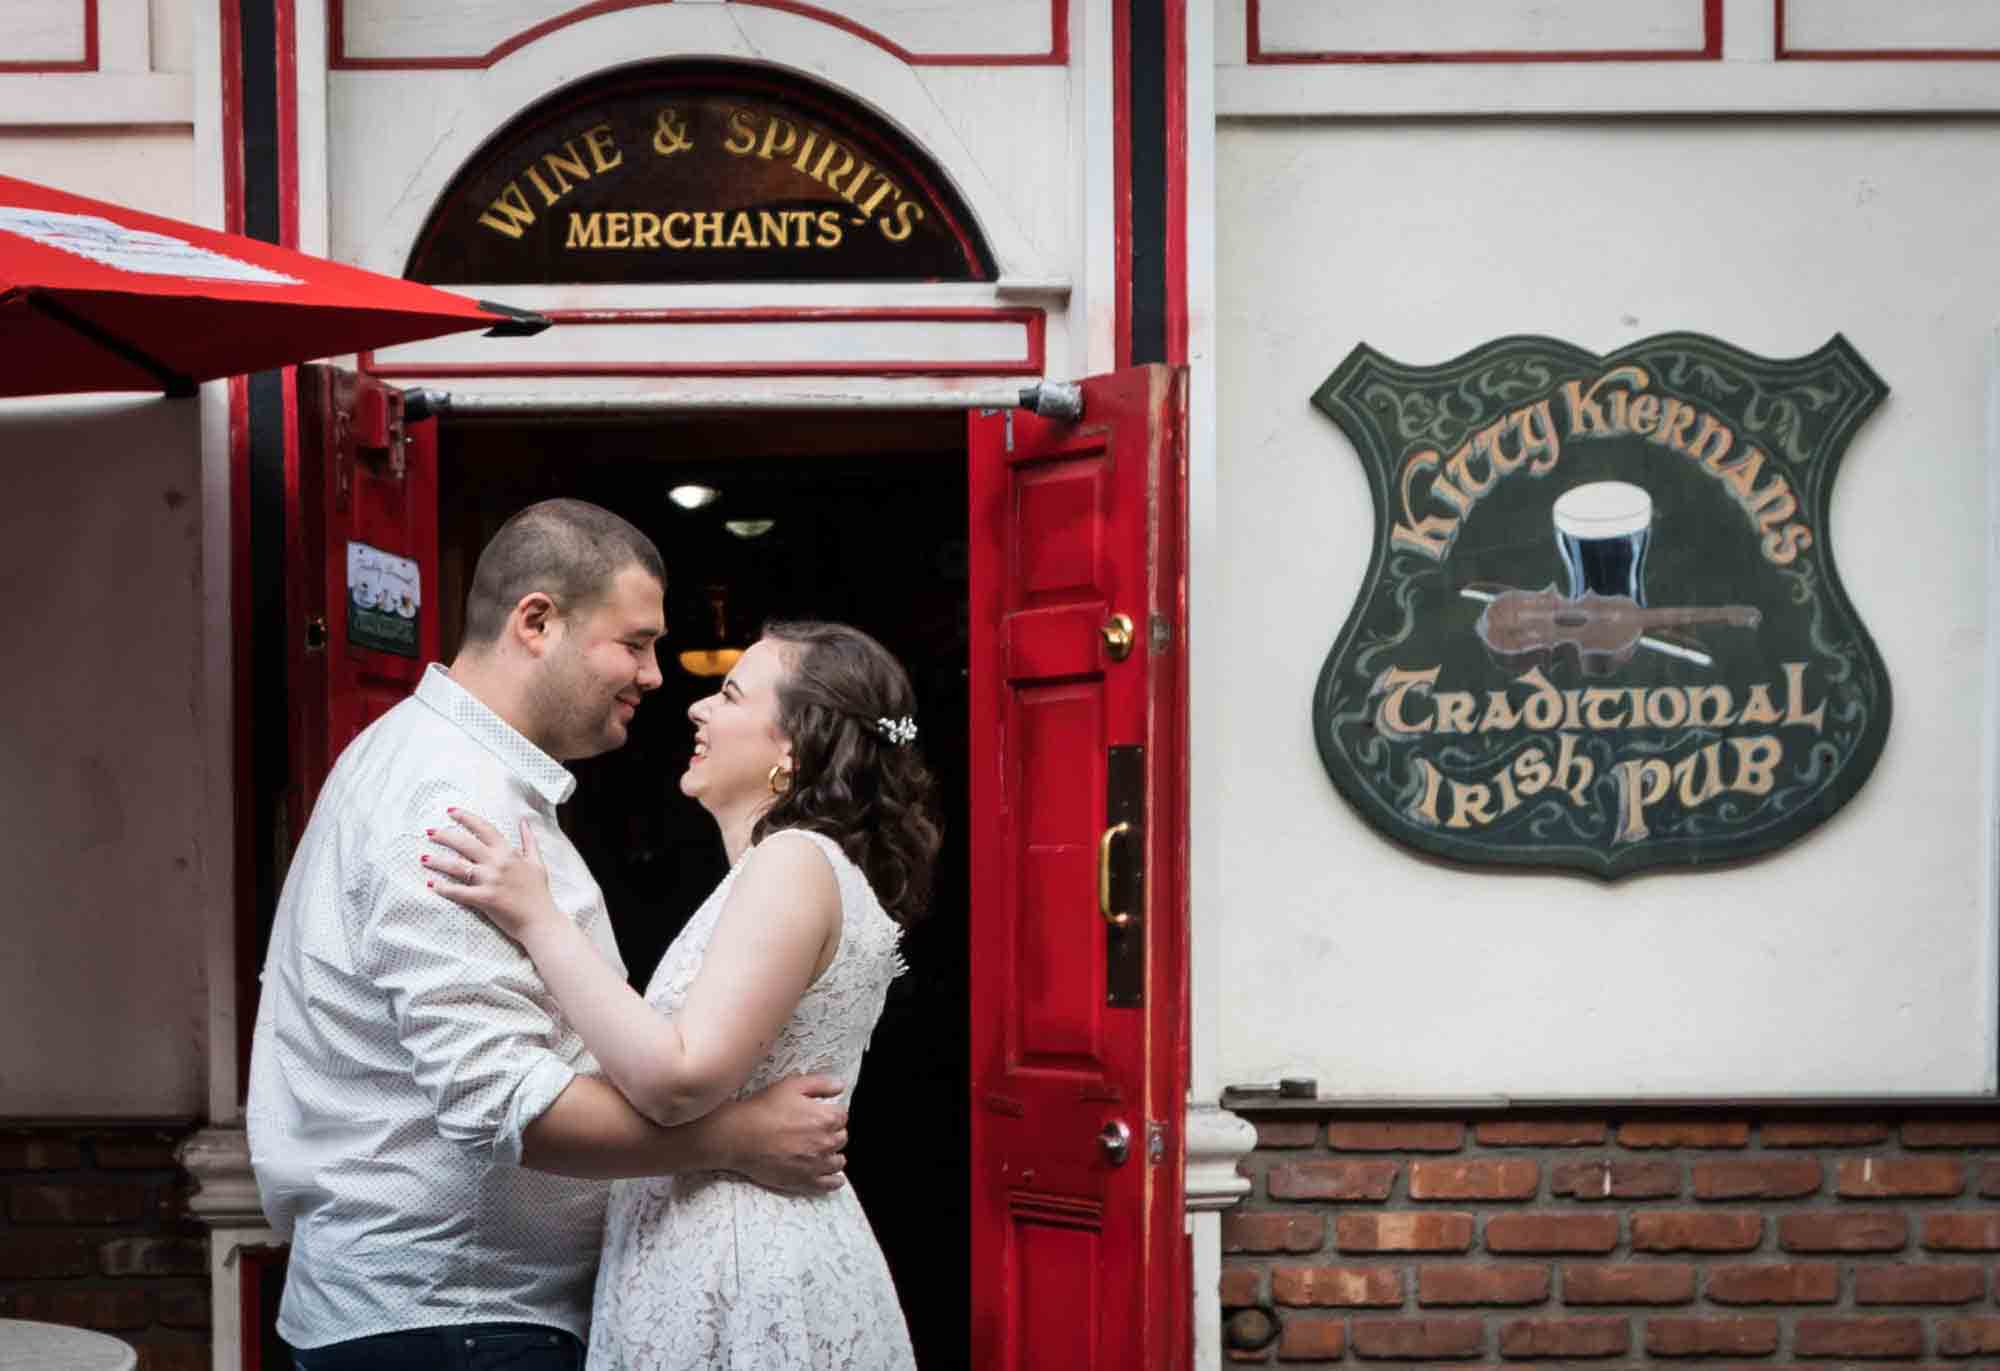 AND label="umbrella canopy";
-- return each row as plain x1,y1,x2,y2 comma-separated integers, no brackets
0,173,546,399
